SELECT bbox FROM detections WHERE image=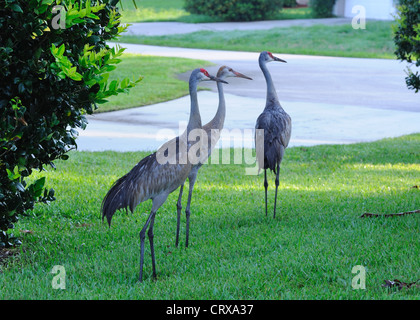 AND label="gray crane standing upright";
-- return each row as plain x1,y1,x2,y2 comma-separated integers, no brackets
255,51,292,218
101,68,227,282
175,66,252,248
